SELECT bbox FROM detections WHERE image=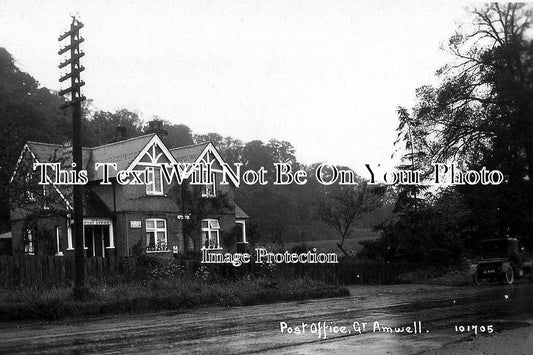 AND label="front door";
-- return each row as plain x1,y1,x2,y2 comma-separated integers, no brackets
84,225,110,257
